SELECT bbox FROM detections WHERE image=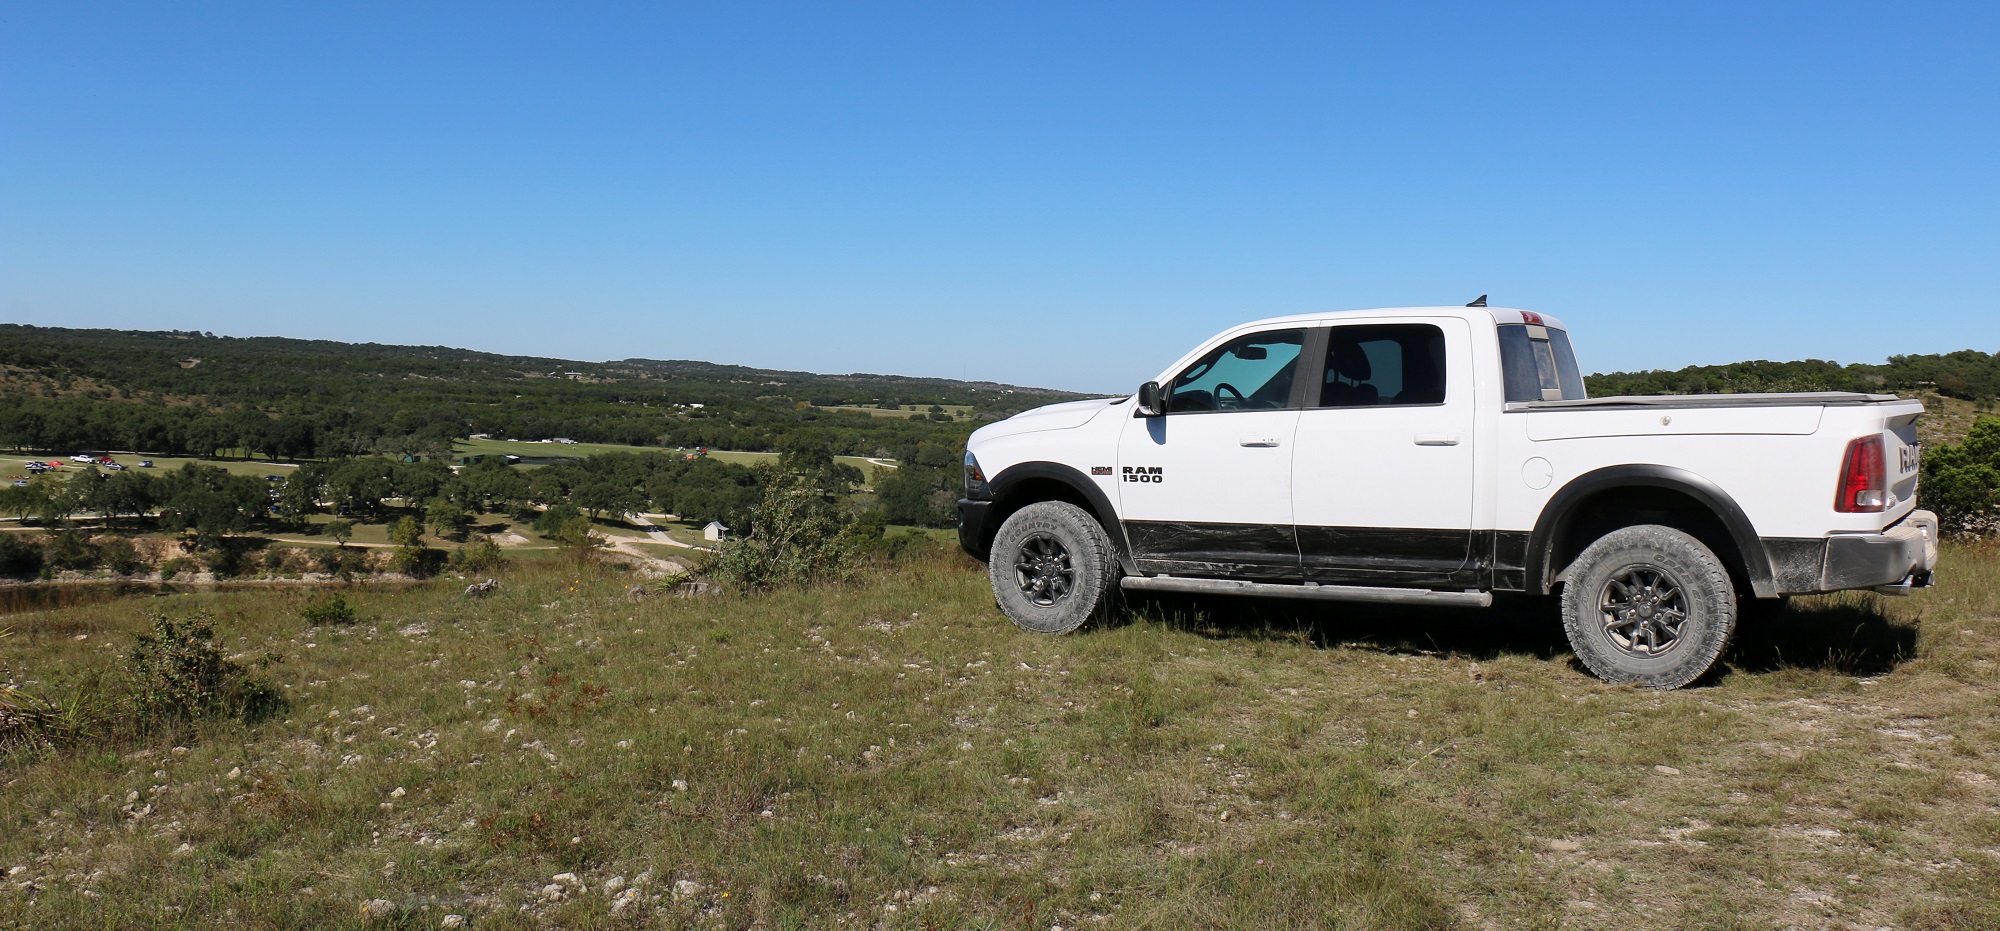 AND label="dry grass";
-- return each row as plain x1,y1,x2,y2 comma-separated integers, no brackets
0,544,1995,929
